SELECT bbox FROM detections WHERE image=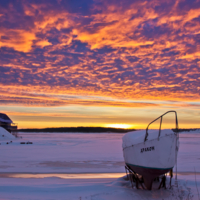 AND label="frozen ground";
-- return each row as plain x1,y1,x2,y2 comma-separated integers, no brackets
0,130,200,199
0,132,124,173
0,175,199,200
